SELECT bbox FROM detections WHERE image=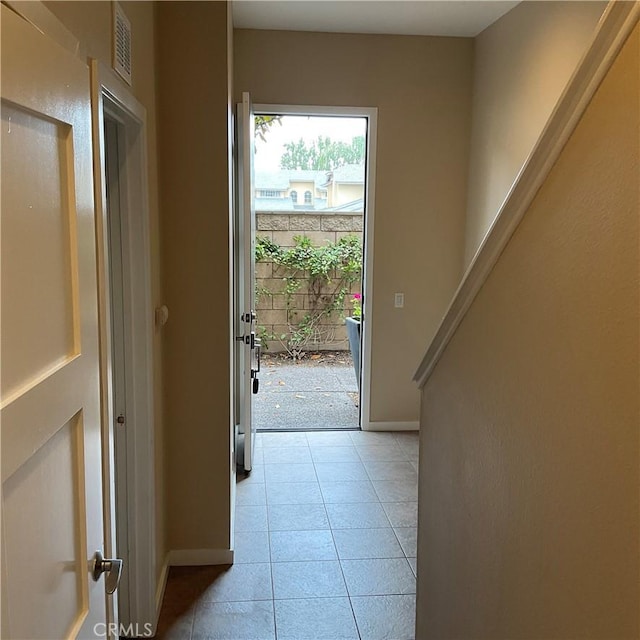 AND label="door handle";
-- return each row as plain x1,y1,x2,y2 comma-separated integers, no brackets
251,339,261,395
255,338,262,373
251,340,261,376
92,550,123,594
